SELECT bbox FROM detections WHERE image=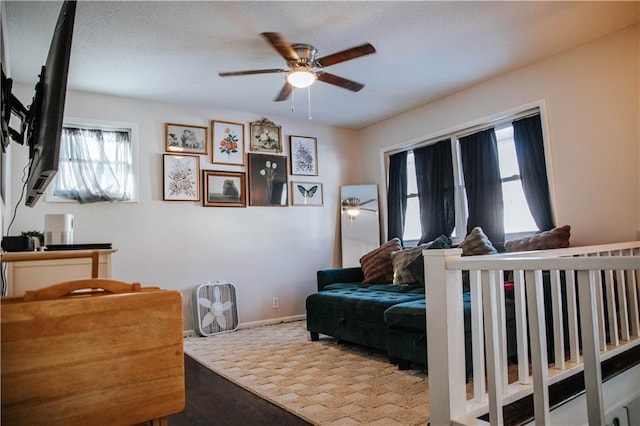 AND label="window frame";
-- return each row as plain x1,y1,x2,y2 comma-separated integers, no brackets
384,101,556,245
47,116,139,203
